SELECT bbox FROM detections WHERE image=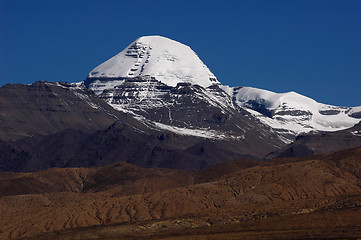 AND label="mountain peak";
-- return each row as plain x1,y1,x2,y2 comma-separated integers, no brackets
88,35,219,87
